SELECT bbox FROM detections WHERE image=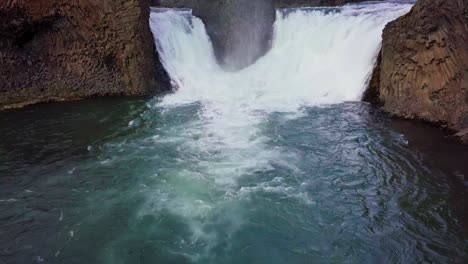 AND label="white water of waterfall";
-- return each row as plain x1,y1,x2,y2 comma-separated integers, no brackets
149,1,412,181
151,3,412,110
146,1,413,257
